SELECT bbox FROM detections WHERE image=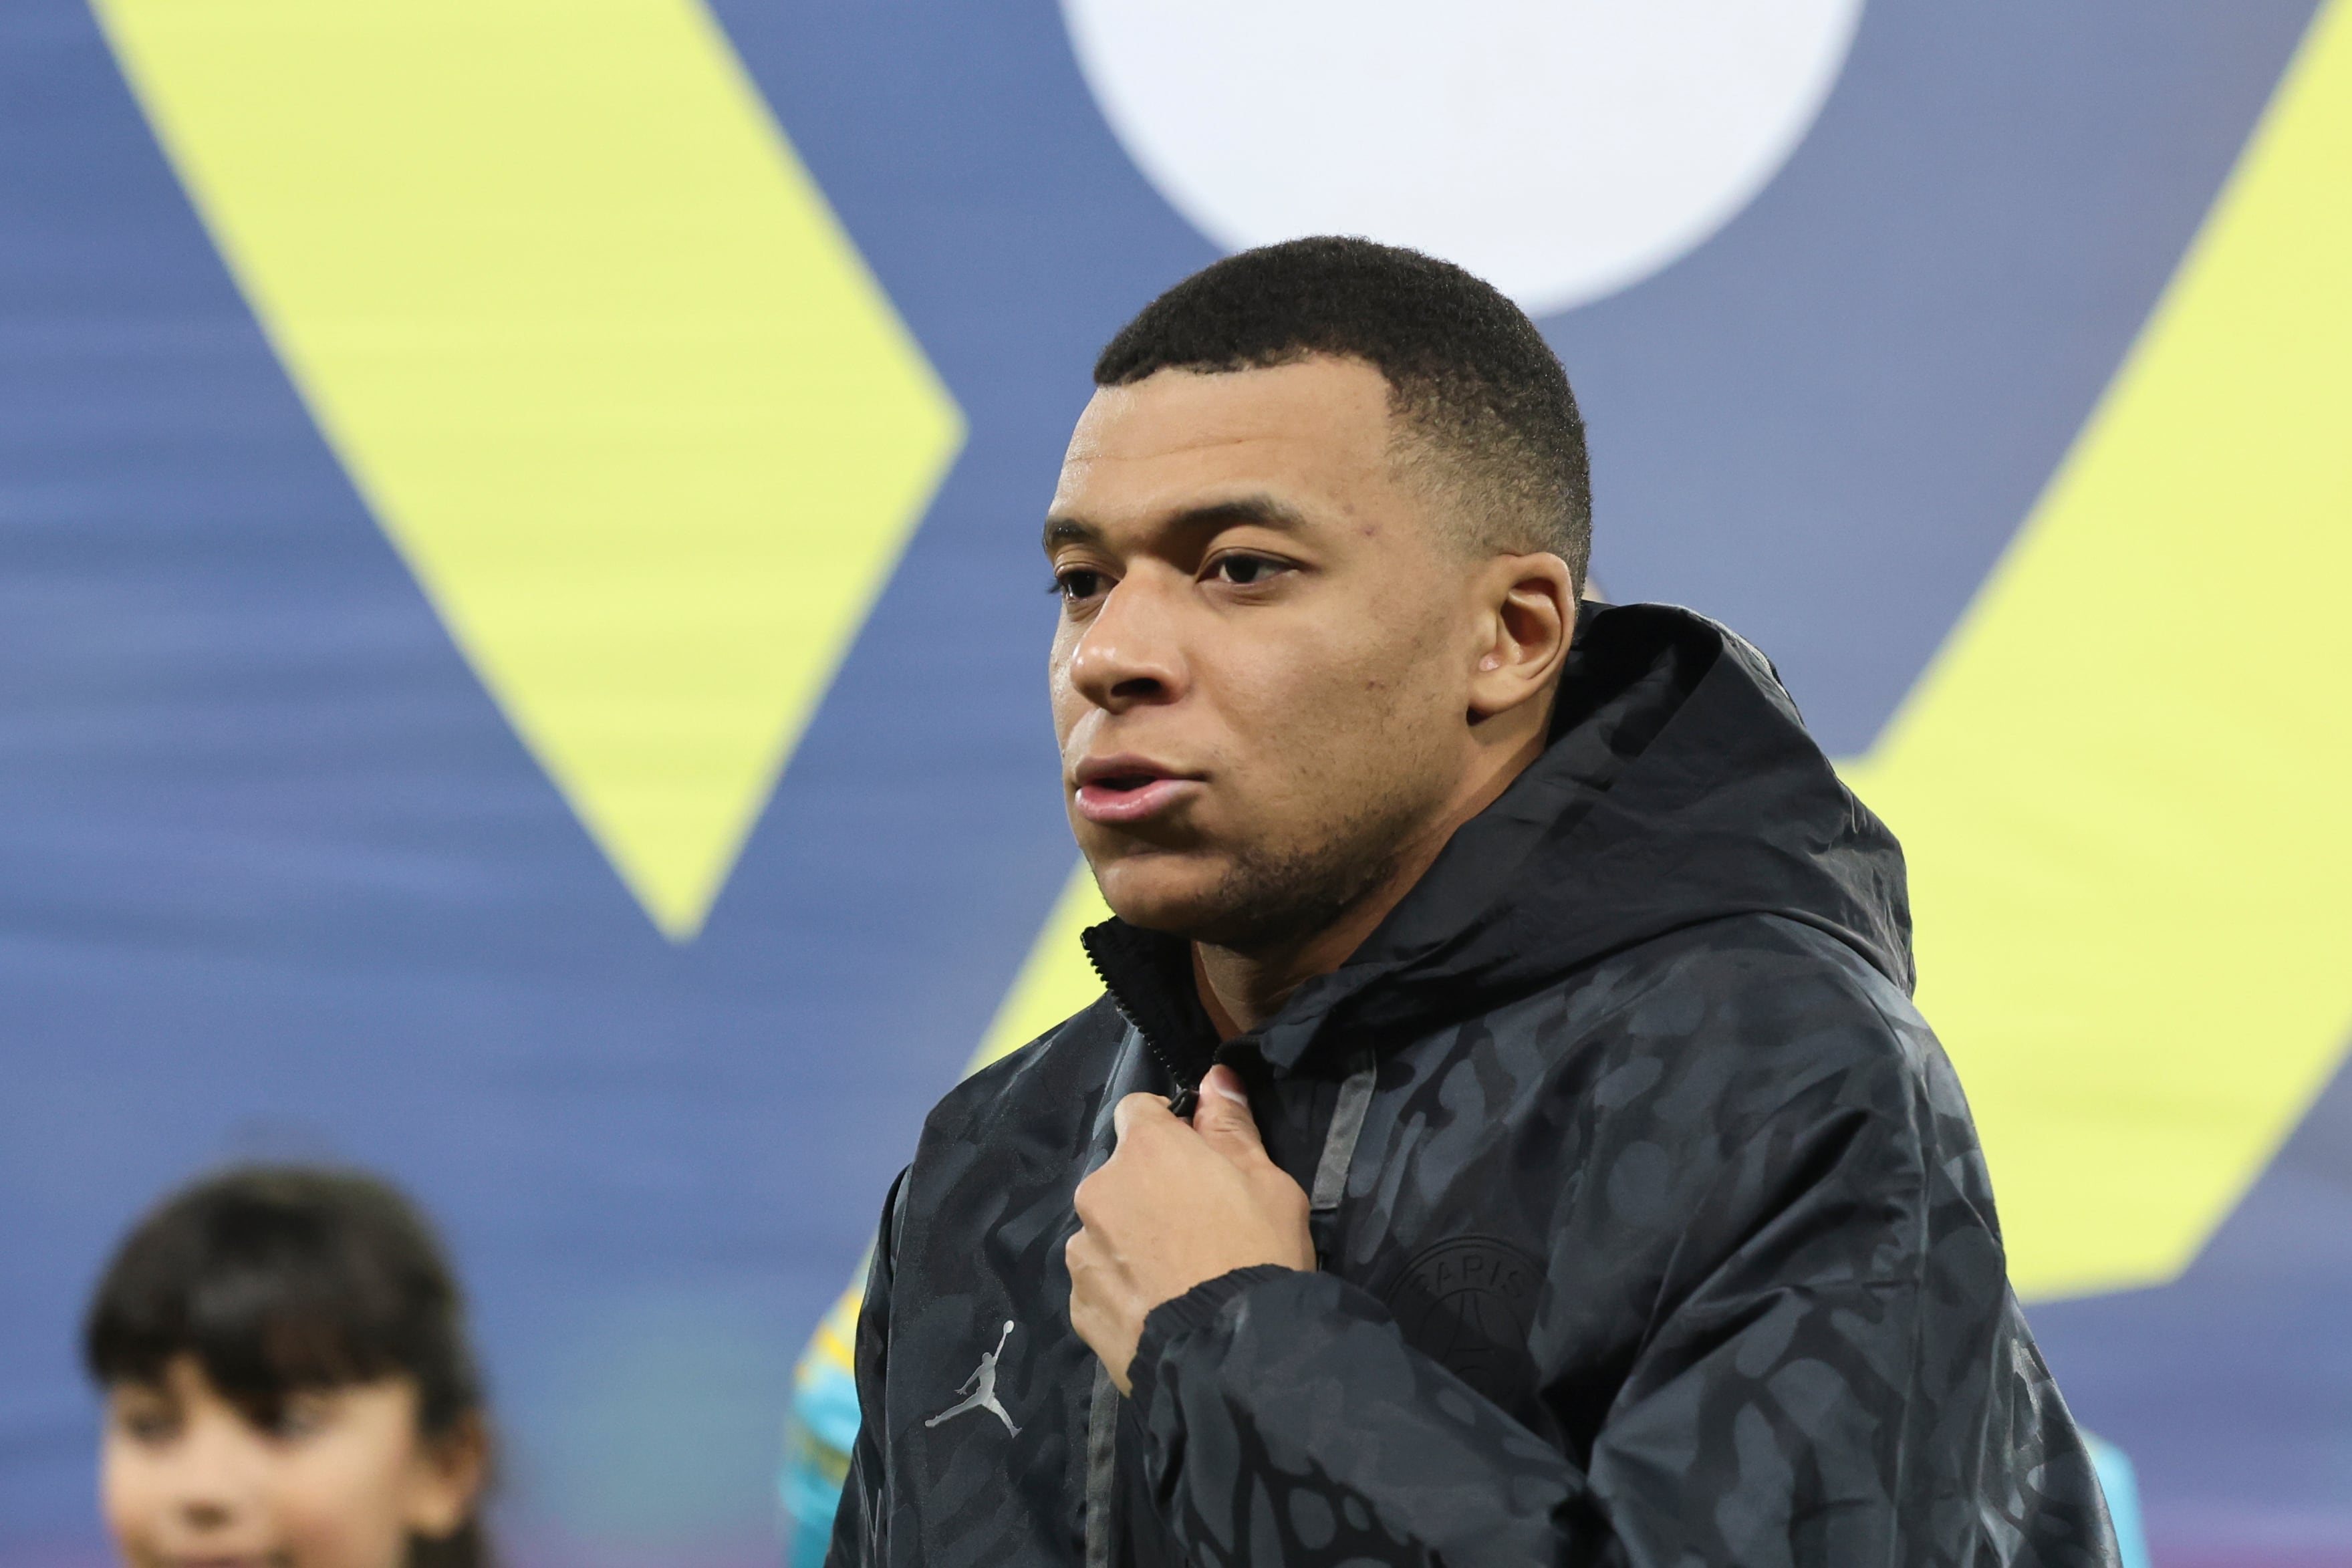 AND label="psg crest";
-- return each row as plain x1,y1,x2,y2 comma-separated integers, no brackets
1386,1237,1544,1405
